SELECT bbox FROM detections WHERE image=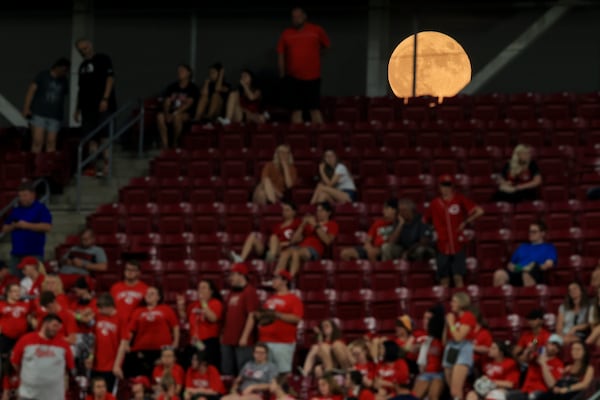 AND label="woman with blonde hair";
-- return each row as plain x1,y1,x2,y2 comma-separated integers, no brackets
42,273,69,309
494,144,542,203
253,145,297,205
